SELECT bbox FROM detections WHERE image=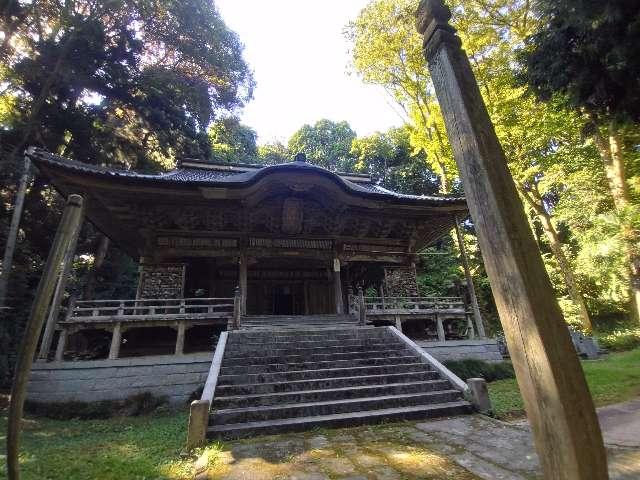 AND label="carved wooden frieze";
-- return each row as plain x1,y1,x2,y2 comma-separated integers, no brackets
249,237,332,250
156,236,238,249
